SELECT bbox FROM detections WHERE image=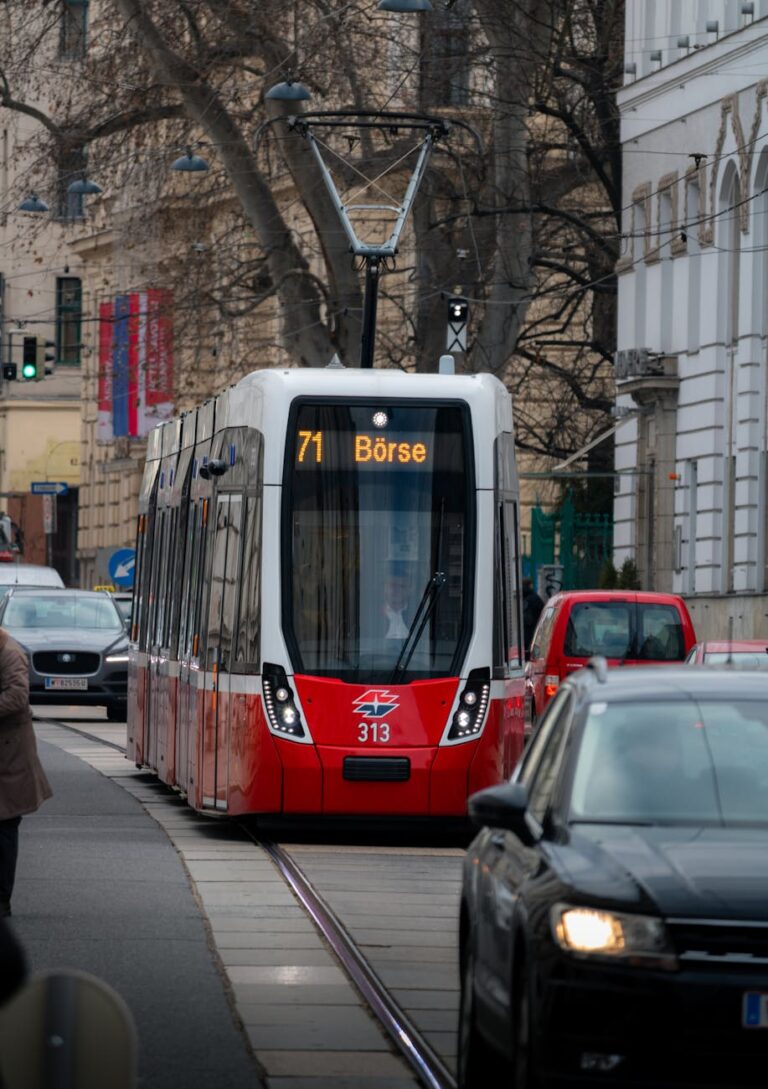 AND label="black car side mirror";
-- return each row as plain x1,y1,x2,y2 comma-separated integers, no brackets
468,782,539,846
